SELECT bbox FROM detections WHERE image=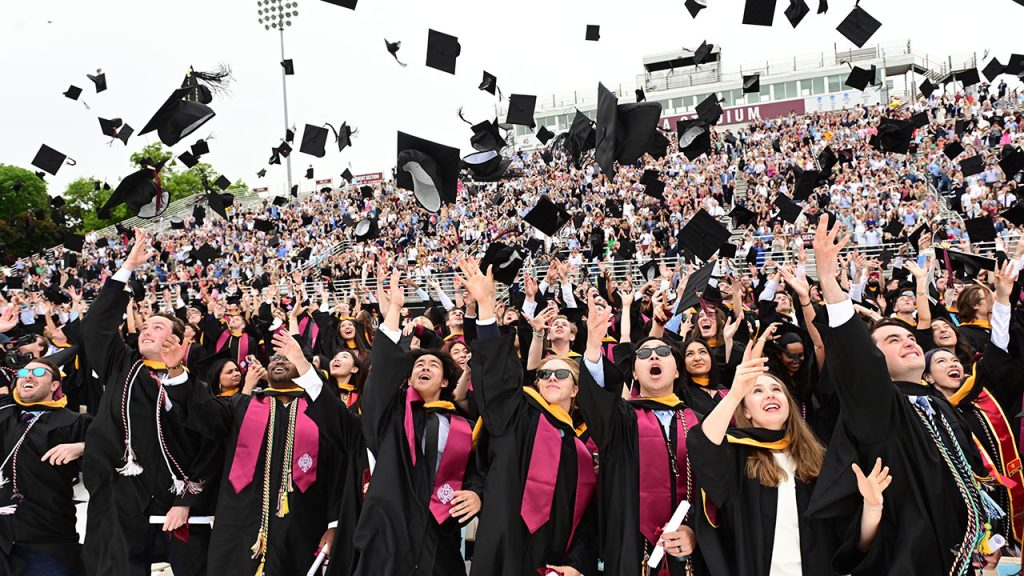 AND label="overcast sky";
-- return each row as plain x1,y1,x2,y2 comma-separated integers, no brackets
2,0,1020,197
